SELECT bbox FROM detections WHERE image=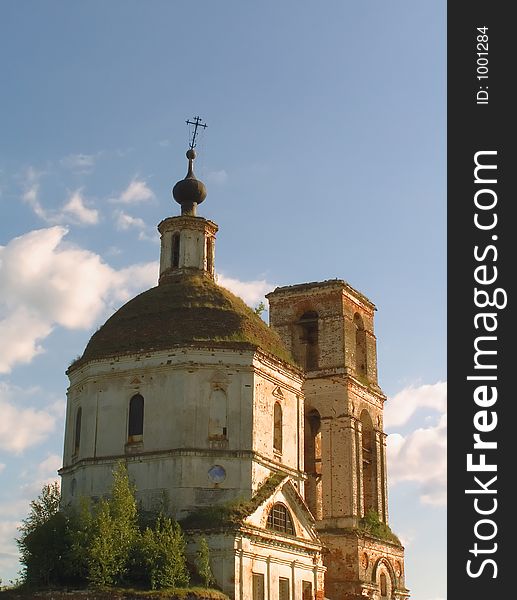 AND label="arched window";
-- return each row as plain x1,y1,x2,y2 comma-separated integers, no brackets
354,313,367,377
74,407,82,454
273,402,283,453
380,573,388,597
266,503,295,535
360,409,376,514
297,311,319,370
209,389,228,439
128,394,144,441
171,233,180,268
